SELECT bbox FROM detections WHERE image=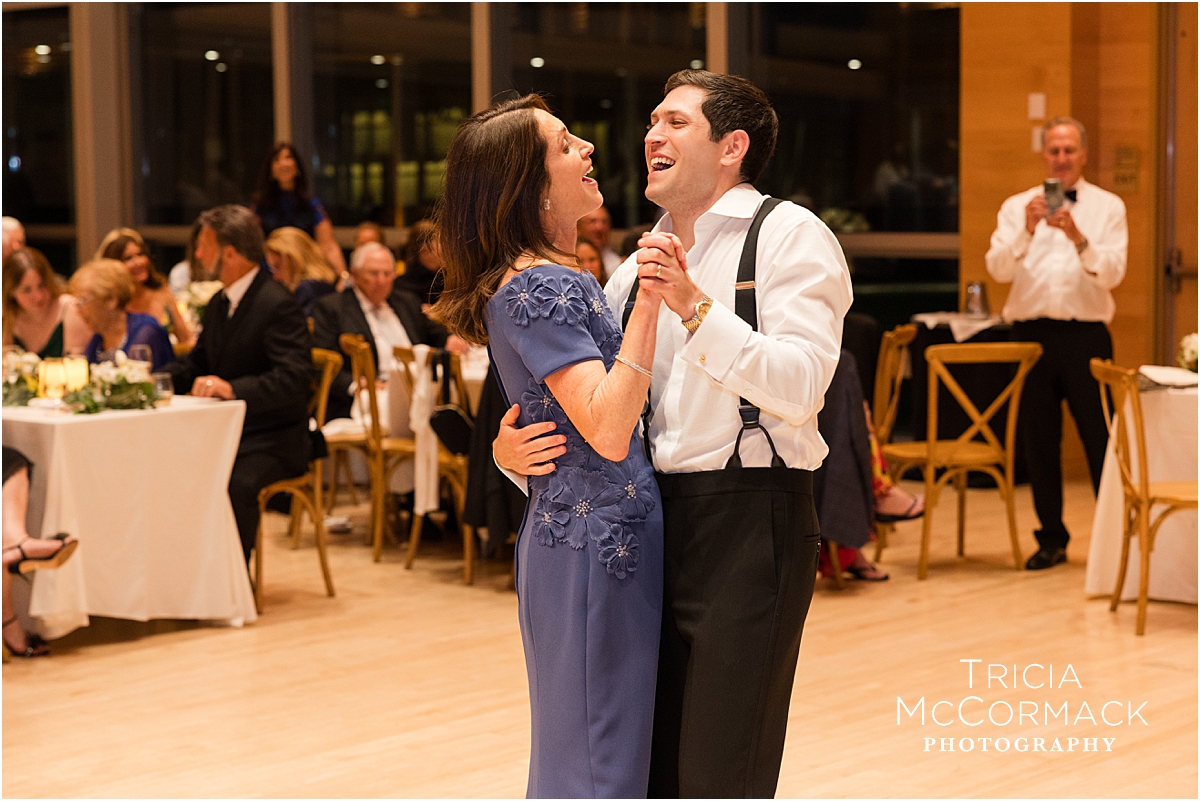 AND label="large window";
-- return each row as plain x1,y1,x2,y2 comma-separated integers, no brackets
750,4,959,235
134,3,274,225
3,7,76,275
511,3,706,228
311,3,472,228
